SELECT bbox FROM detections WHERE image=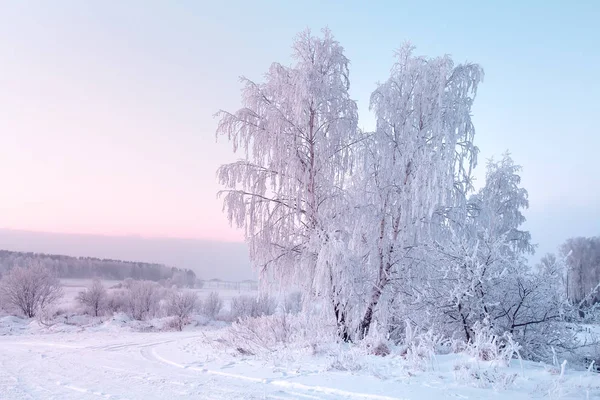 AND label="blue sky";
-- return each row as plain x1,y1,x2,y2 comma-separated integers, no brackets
0,1,598,259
